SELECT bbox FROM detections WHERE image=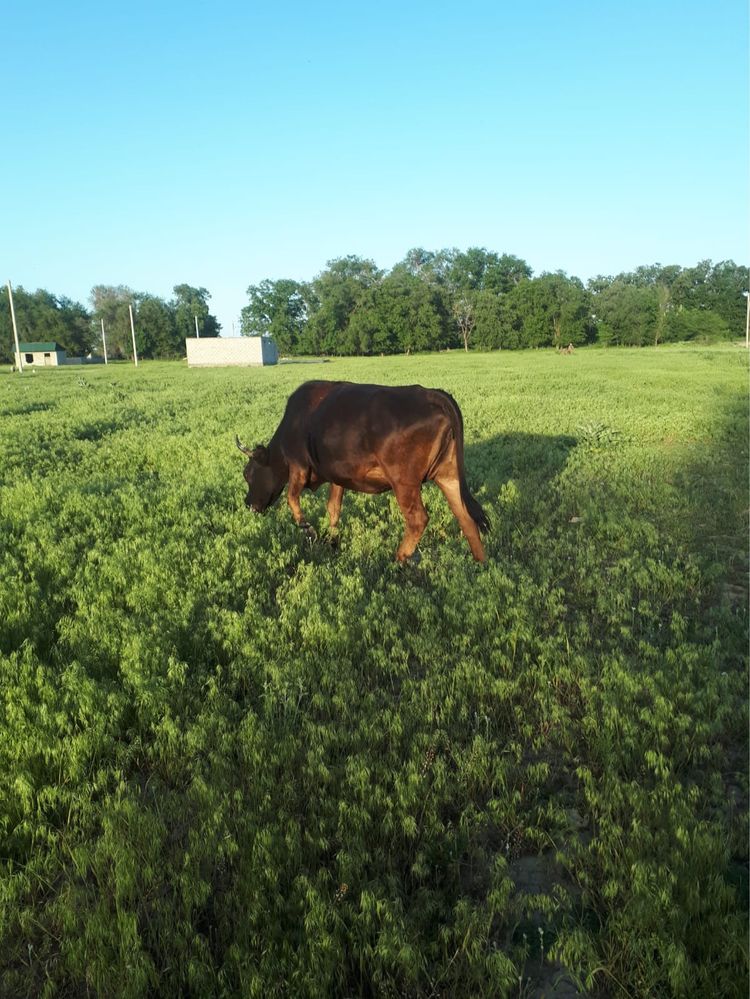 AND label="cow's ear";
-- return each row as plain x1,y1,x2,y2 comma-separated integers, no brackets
251,444,269,465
